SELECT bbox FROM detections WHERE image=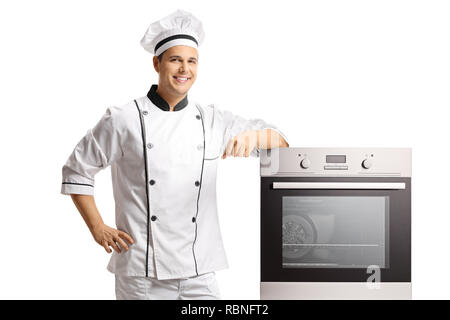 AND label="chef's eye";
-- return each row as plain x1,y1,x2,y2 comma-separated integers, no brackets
189,60,197,64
